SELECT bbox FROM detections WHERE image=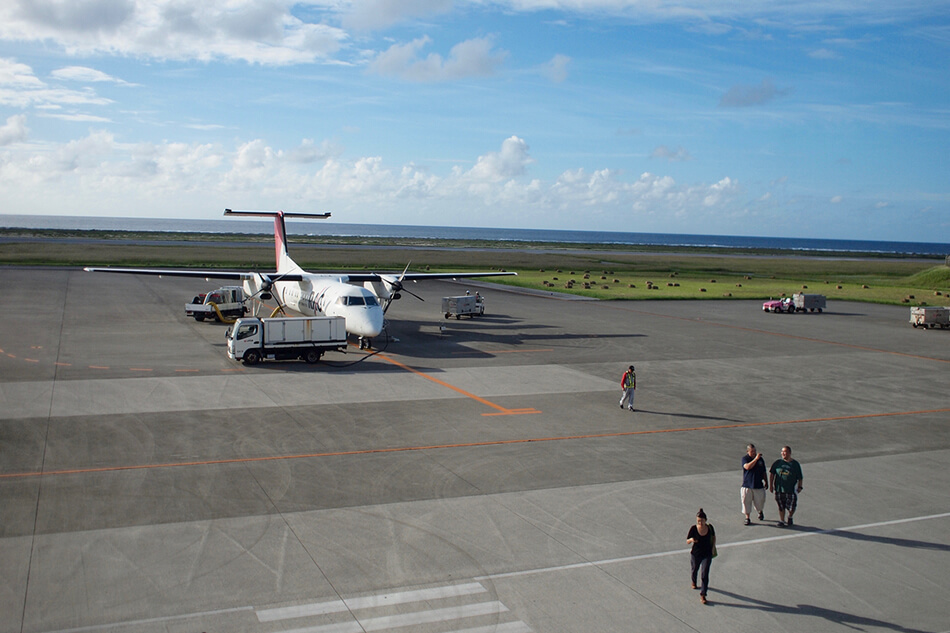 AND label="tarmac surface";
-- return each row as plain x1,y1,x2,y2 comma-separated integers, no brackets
1,267,948,633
